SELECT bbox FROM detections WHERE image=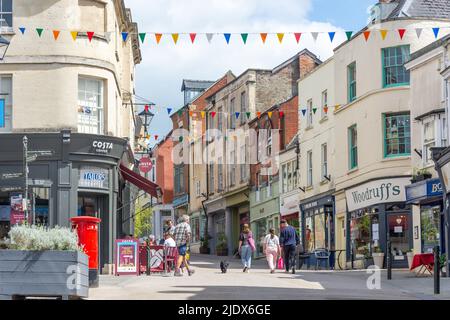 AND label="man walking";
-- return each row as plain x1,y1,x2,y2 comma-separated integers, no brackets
279,219,299,274
173,215,195,276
